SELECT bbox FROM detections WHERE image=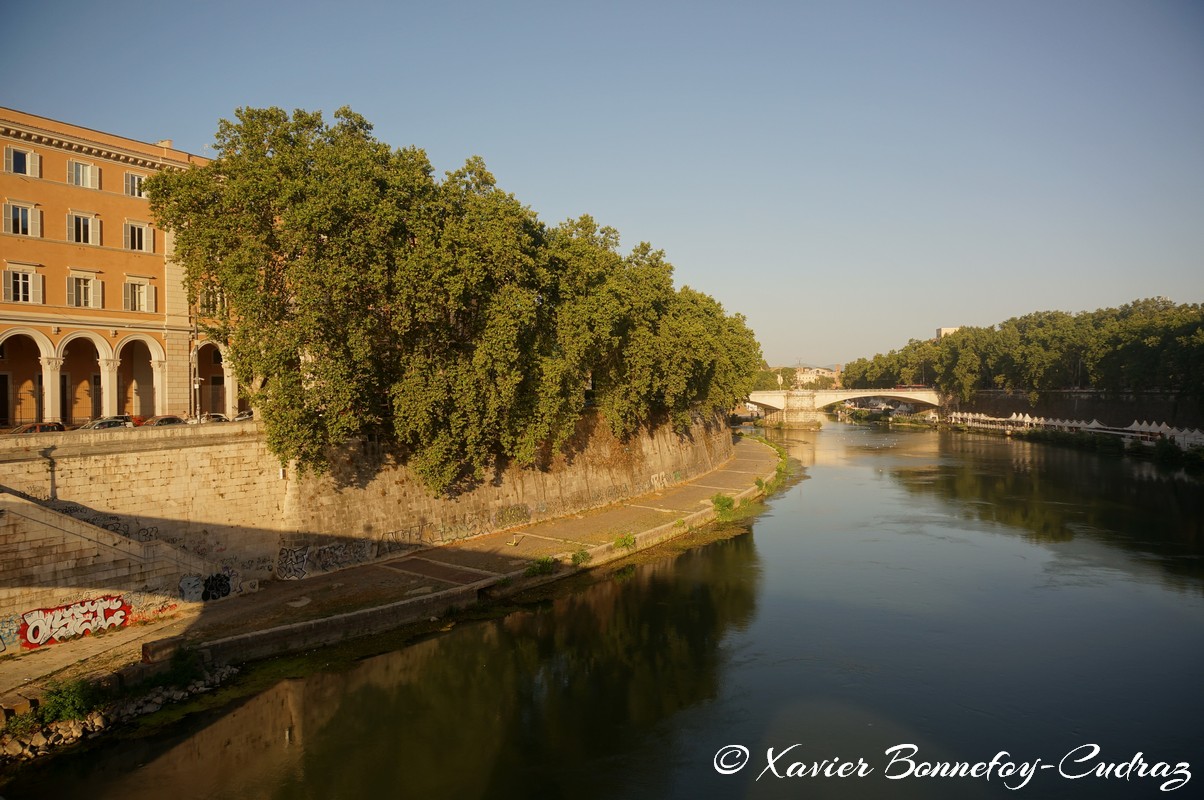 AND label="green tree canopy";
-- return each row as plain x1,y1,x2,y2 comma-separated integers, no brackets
841,299,1204,404
148,107,761,493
